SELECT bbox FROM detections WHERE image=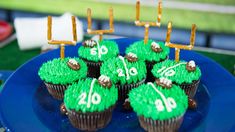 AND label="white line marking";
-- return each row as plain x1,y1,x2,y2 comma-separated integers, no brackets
87,79,97,108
